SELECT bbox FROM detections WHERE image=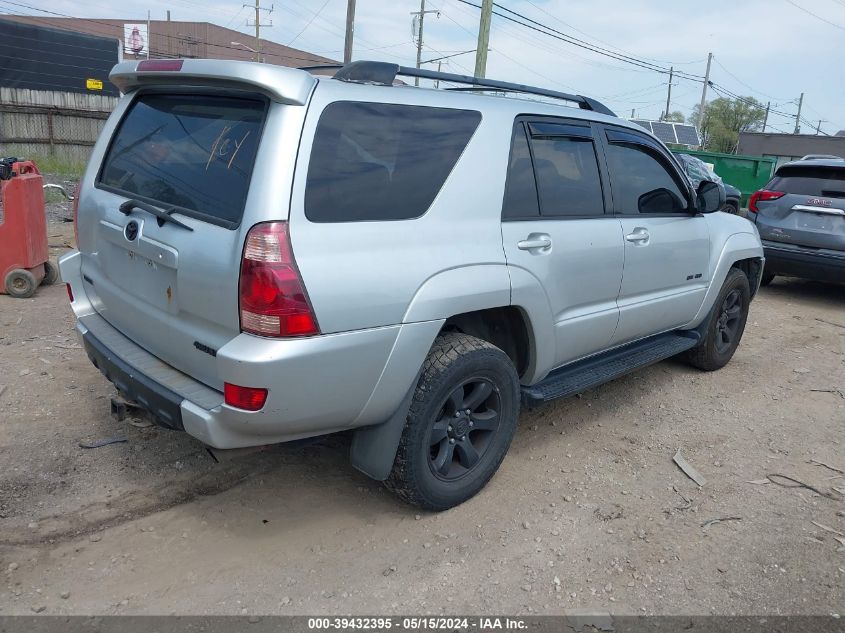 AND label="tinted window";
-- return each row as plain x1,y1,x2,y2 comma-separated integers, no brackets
605,142,687,214
99,94,265,227
502,123,539,219
769,166,845,198
531,136,603,216
305,102,481,222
